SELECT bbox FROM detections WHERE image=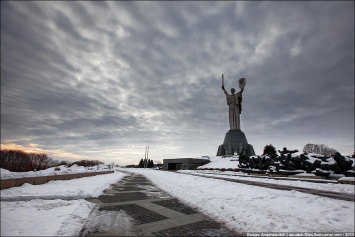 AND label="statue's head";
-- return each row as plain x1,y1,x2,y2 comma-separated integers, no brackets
231,88,235,94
